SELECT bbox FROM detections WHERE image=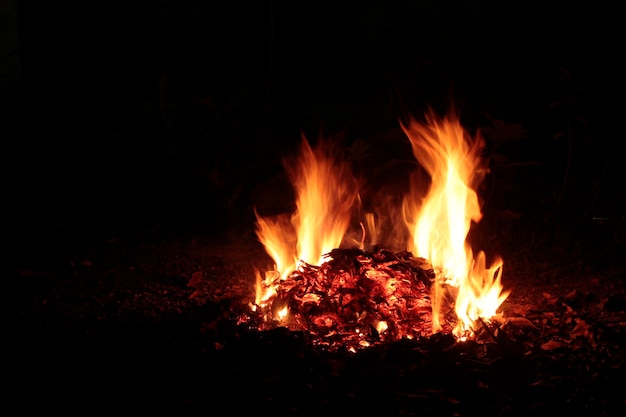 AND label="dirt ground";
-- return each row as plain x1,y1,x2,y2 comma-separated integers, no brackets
3,209,625,415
